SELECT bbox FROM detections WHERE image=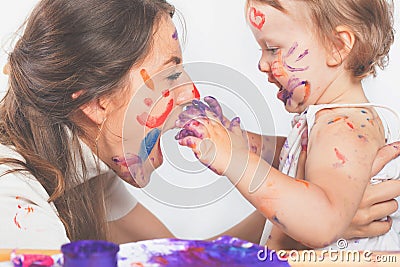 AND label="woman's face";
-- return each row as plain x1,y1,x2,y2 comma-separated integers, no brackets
102,16,199,187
